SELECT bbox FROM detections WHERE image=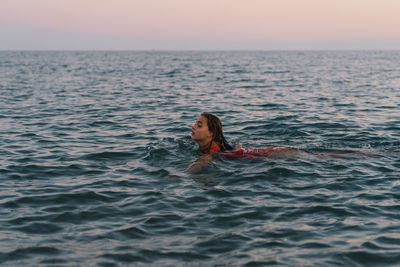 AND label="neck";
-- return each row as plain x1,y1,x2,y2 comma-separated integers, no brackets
197,138,211,148
198,139,216,150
